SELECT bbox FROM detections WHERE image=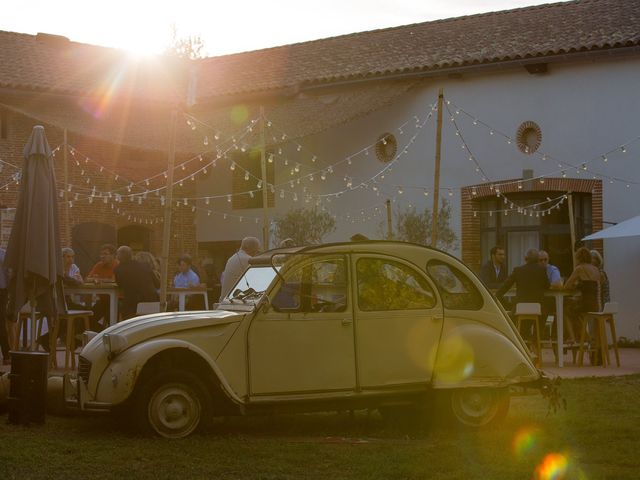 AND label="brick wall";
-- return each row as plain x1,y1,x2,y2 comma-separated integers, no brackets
0,105,199,282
